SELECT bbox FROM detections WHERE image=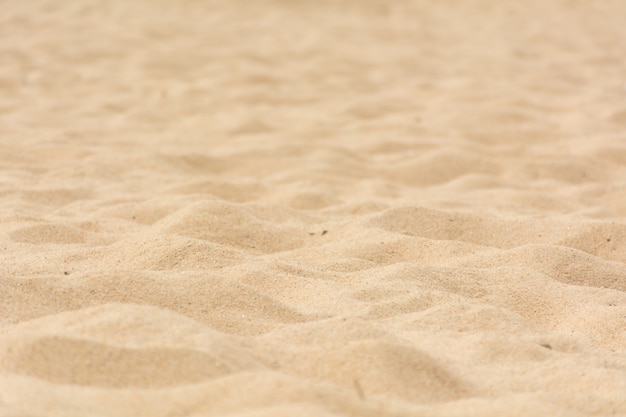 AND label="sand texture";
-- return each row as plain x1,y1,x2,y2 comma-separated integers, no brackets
1,0,626,415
